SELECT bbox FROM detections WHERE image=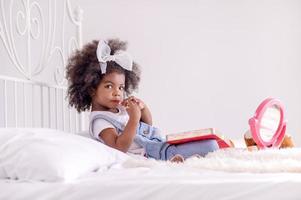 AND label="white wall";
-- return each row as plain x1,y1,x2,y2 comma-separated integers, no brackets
73,0,301,145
